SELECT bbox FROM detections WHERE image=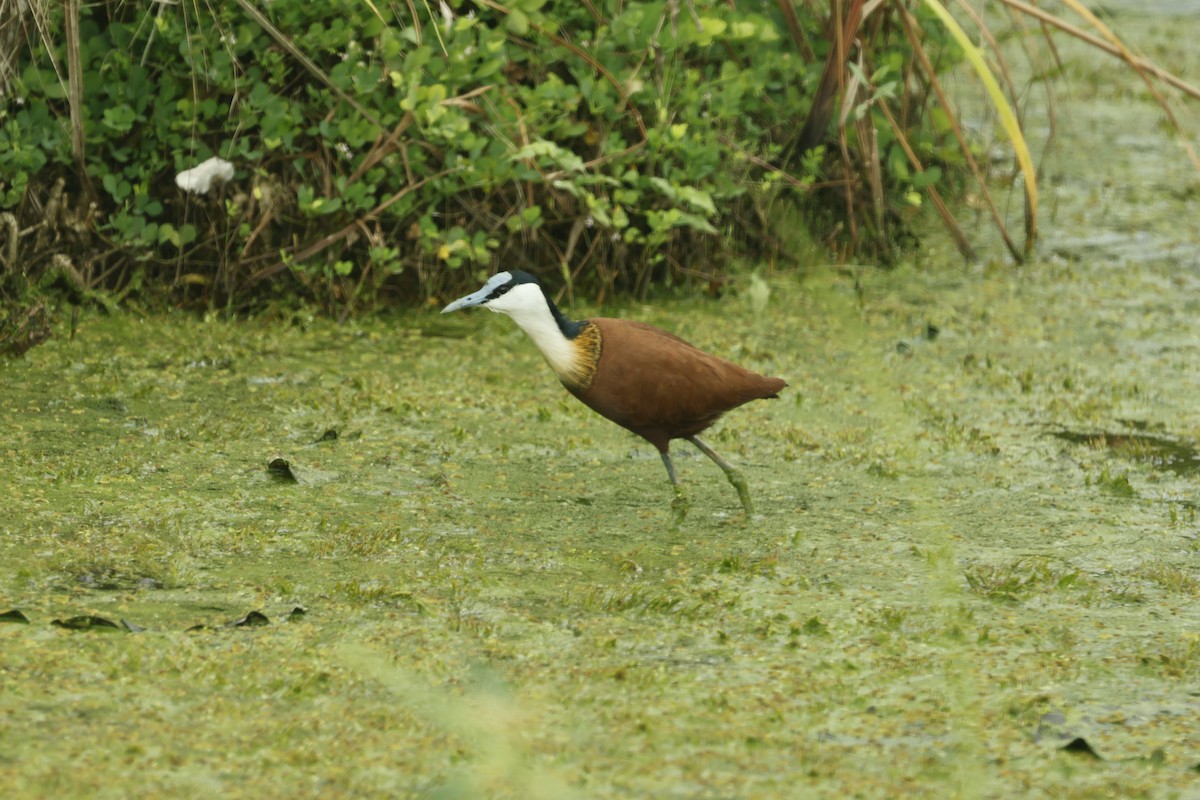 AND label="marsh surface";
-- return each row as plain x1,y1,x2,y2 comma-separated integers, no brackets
3,9,1200,799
